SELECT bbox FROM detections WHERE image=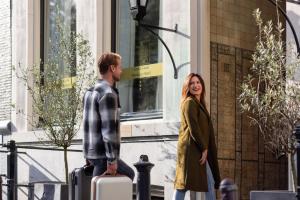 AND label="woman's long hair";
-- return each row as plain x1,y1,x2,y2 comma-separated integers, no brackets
180,73,207,109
